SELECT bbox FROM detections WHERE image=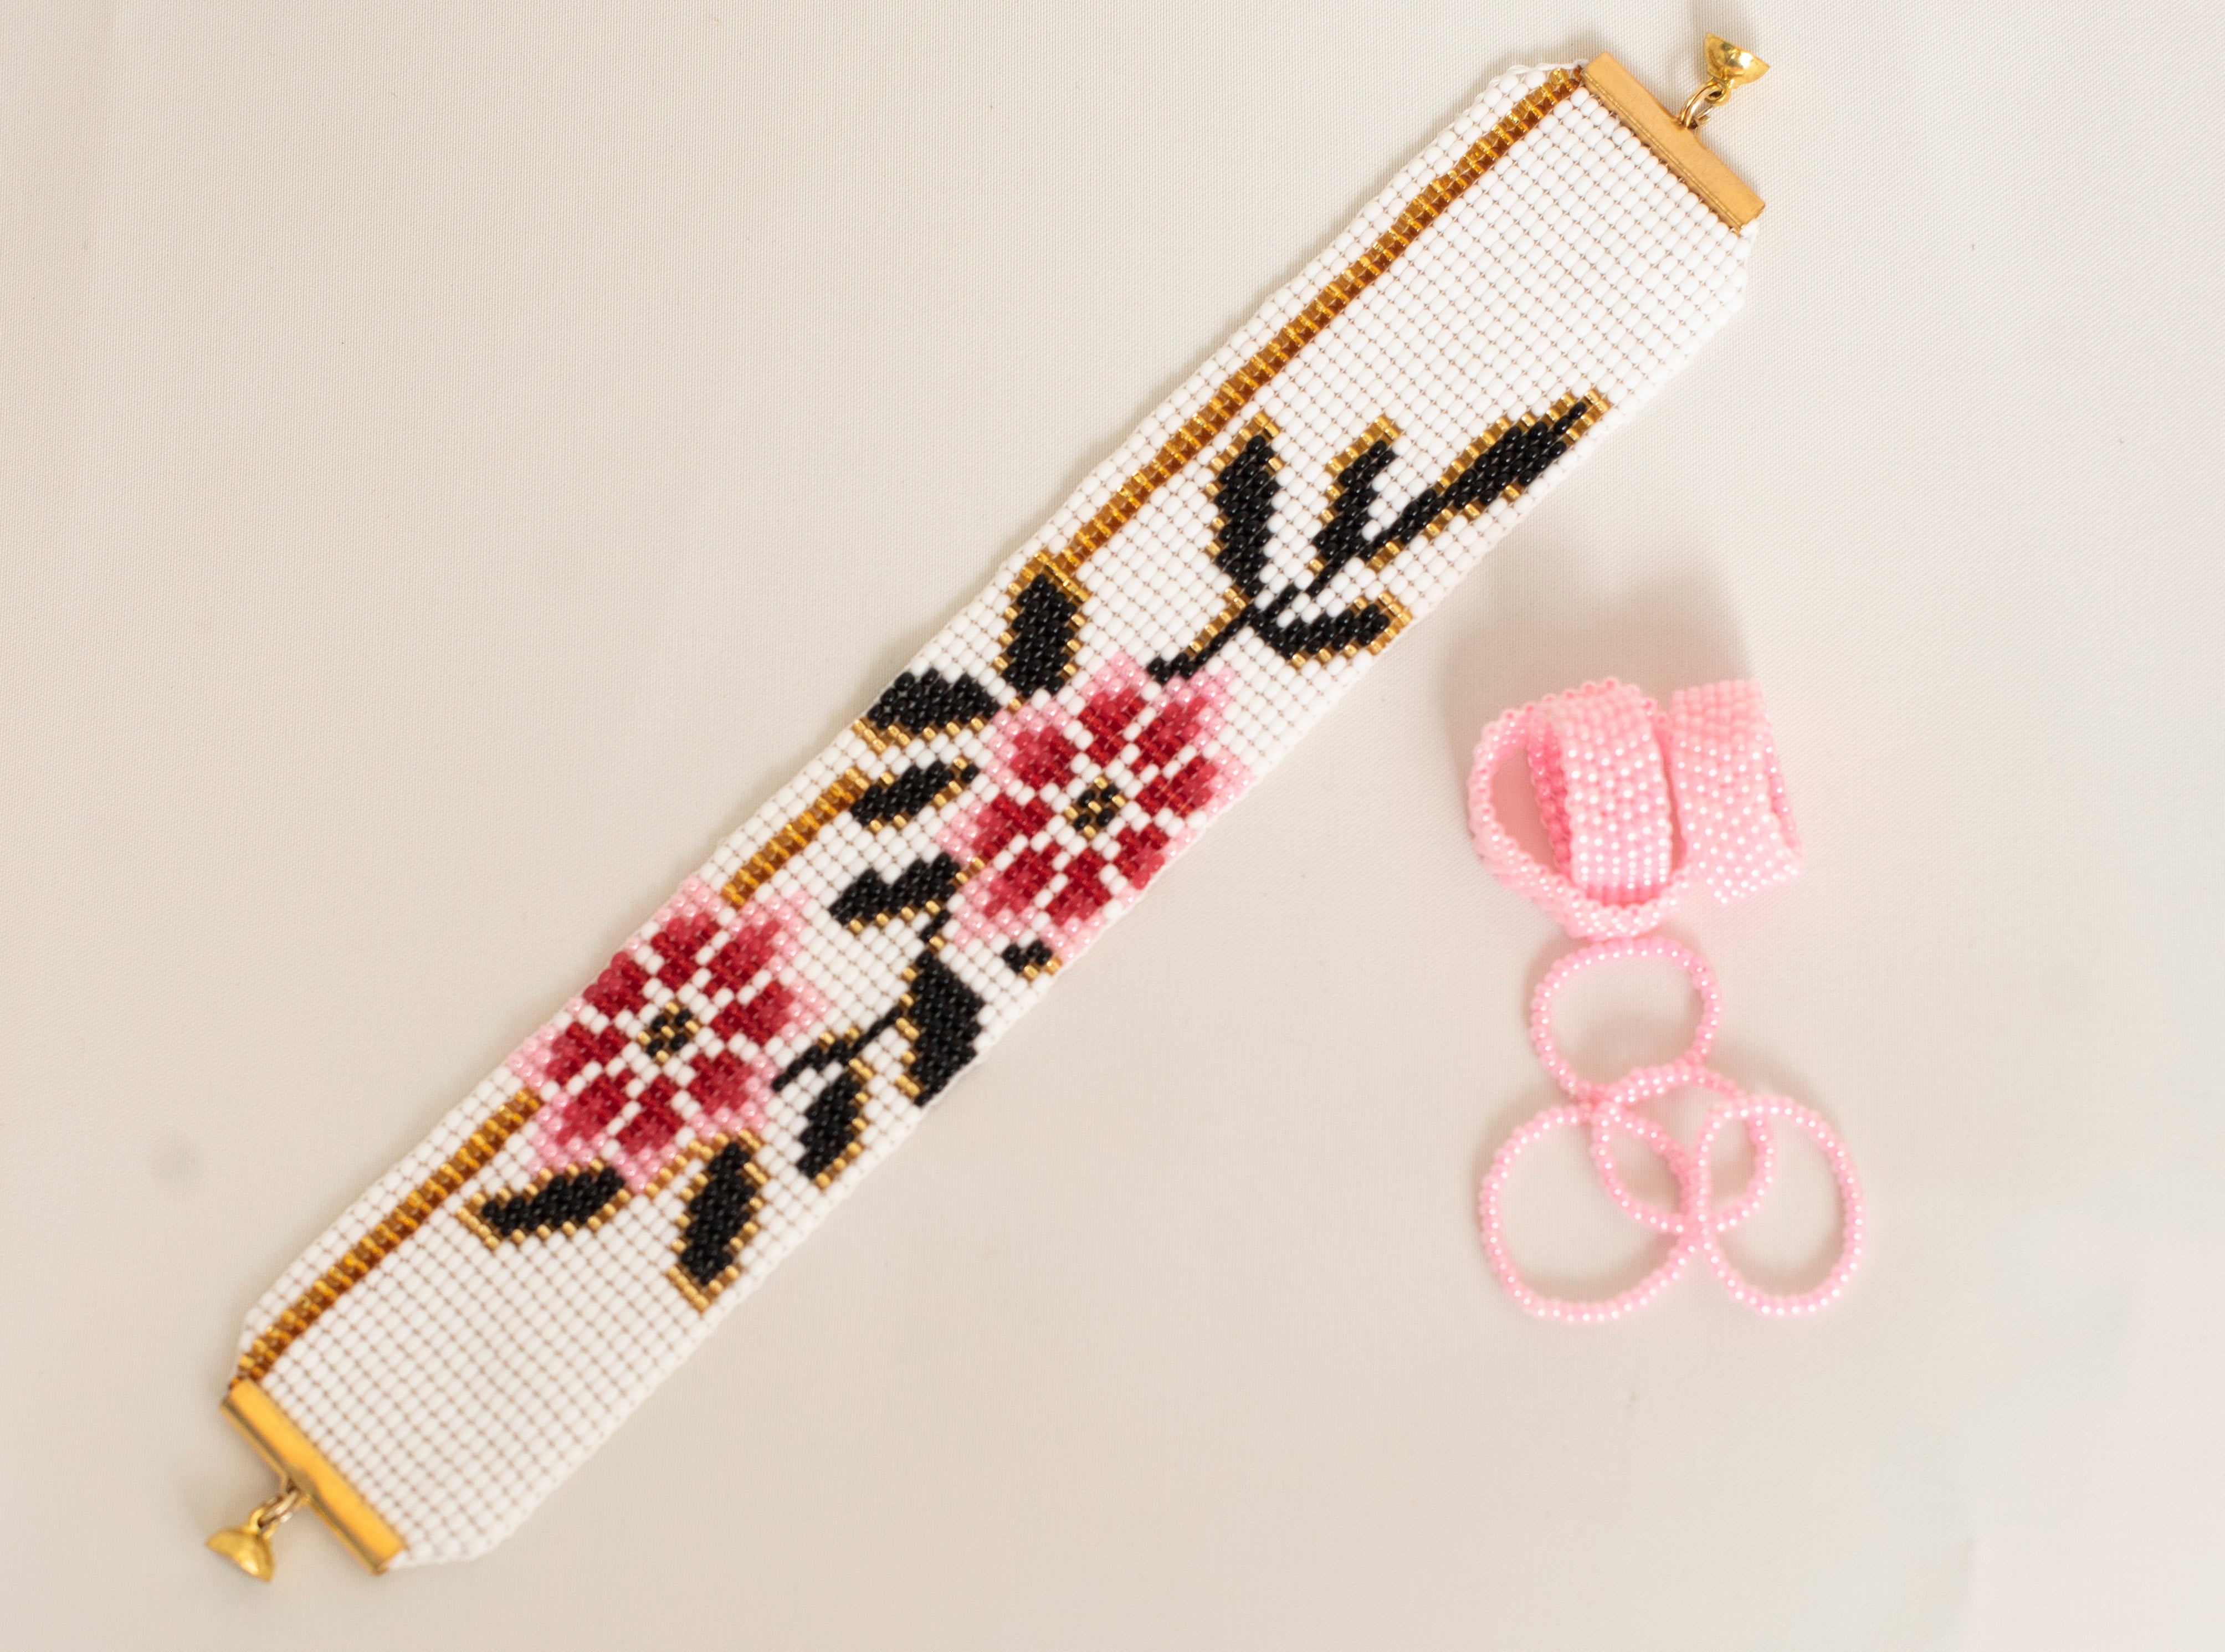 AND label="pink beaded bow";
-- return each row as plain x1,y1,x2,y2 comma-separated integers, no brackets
1468,679,1862,1321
